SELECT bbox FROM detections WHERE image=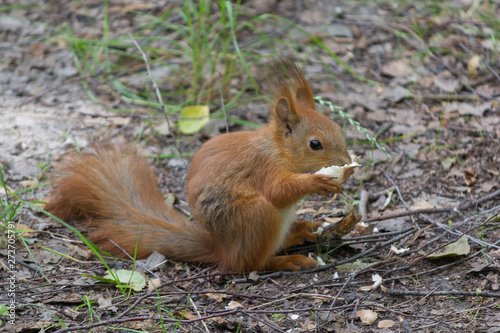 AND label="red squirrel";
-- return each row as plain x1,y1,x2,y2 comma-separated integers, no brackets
46,58,353,272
